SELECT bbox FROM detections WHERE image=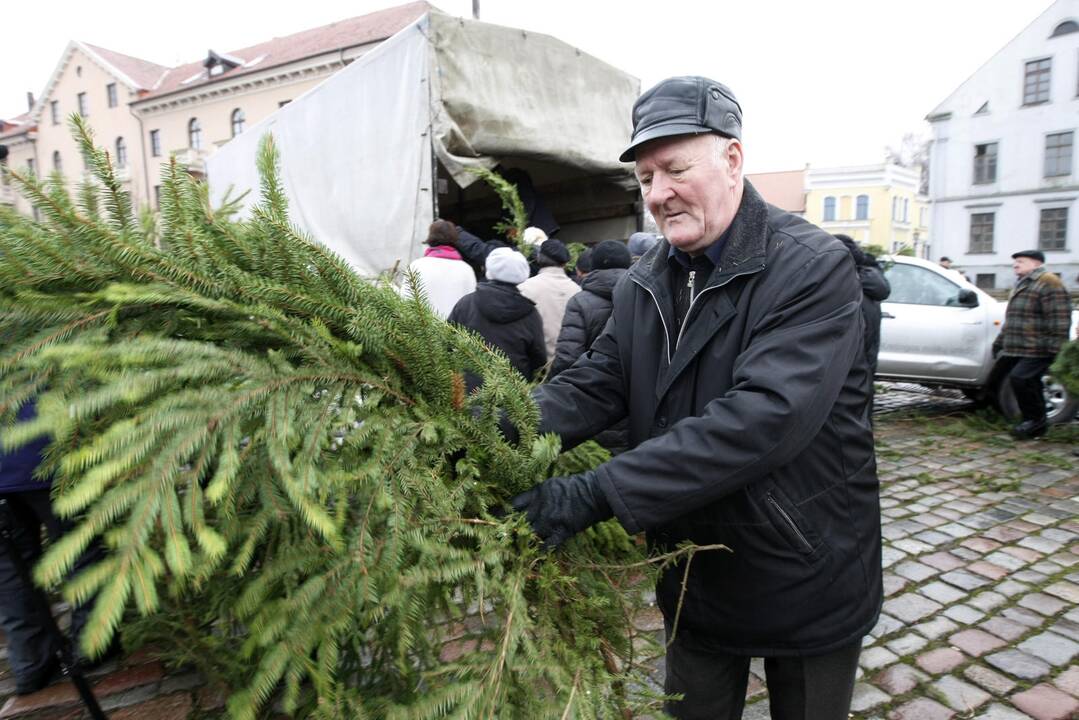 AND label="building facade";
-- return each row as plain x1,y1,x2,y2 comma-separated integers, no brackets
927,0,1079,290
0,2,430,217
804,163,930,258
